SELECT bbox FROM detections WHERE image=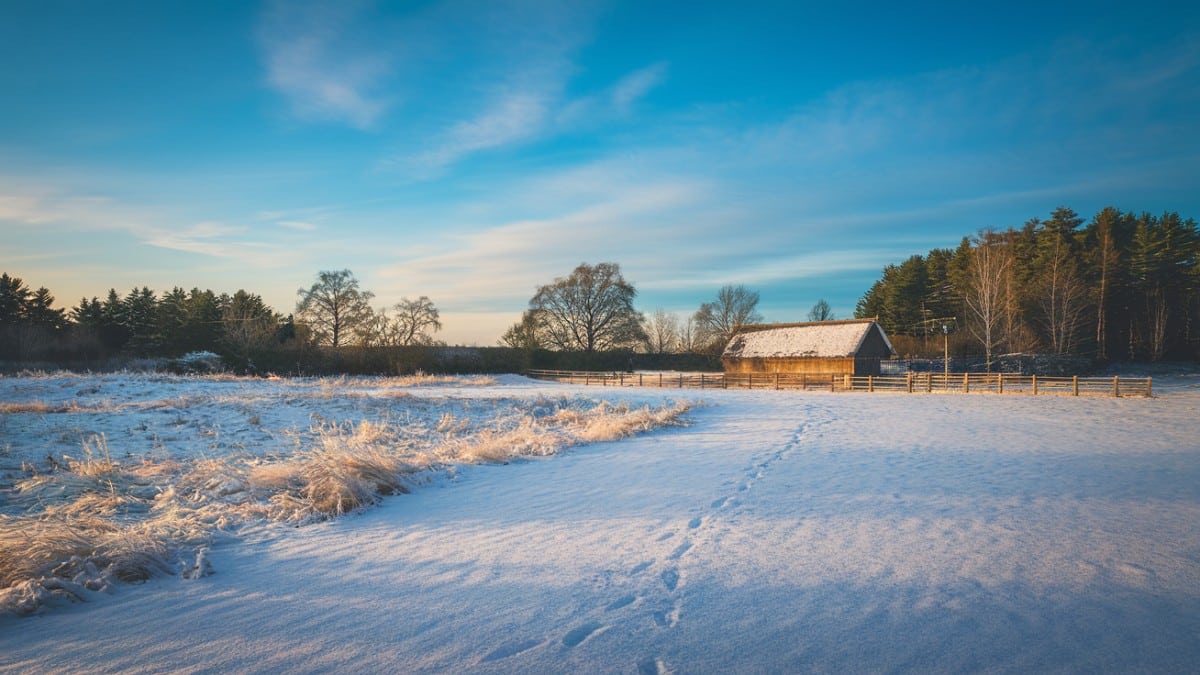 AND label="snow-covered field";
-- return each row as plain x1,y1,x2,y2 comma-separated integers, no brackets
2,372,1199,673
